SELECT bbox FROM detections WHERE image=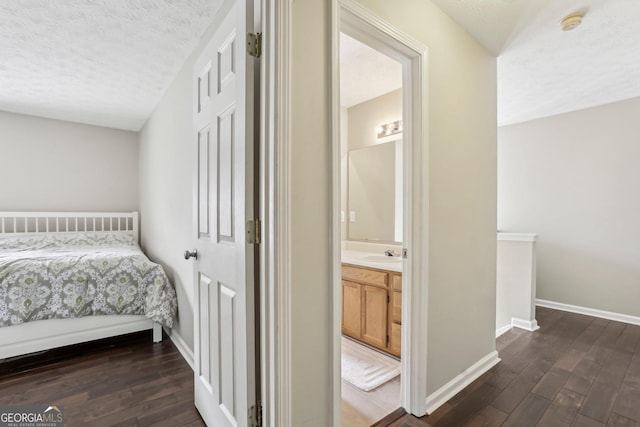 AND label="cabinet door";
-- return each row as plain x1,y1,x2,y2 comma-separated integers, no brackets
388,322,401,357
389,291,402,357
361,285,389,349
391,290,402,324
342,280,362,338
391,273,402,291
